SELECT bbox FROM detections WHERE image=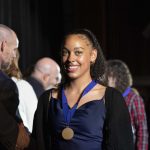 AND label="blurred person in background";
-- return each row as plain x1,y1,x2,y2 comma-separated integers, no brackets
25,57,61,99
105,59,148,150
5,48,38,133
